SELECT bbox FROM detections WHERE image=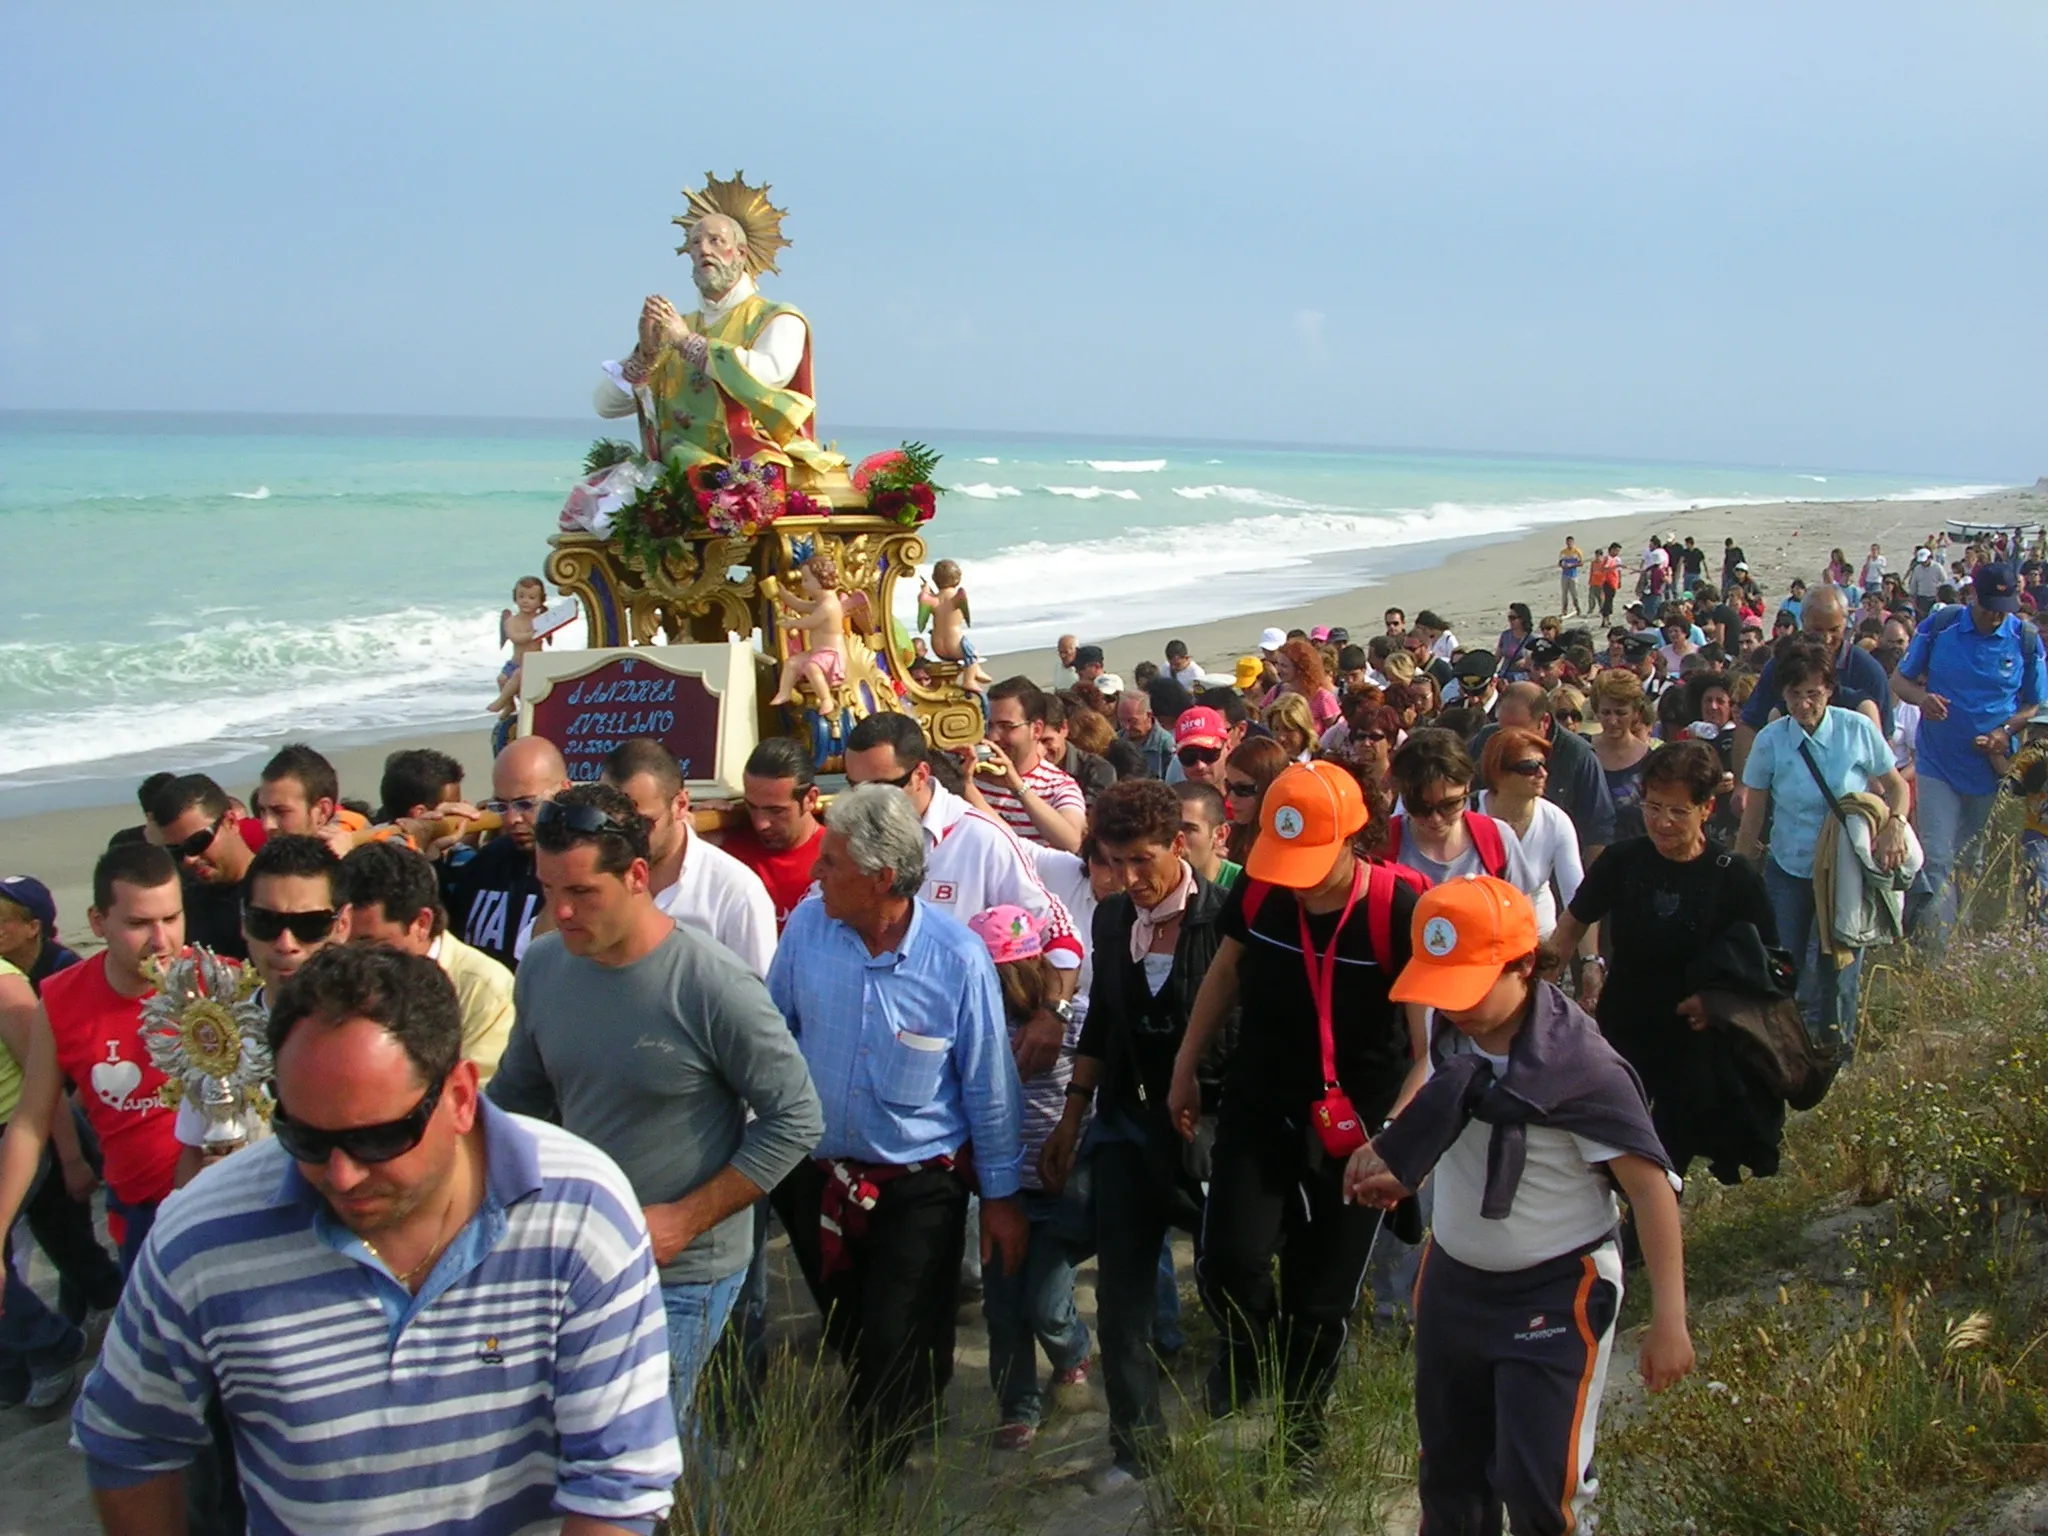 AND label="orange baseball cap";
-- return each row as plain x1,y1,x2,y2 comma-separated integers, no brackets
1388,875,1541,1012
1244,761,1368,889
